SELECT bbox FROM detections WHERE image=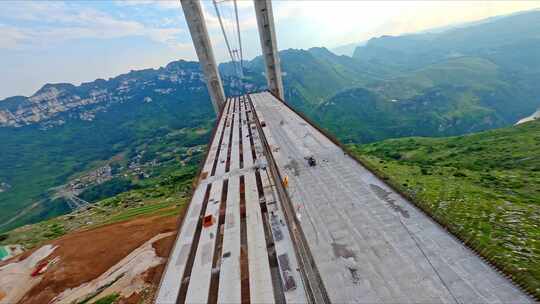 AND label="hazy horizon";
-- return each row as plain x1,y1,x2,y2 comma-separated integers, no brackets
1,1,539,99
